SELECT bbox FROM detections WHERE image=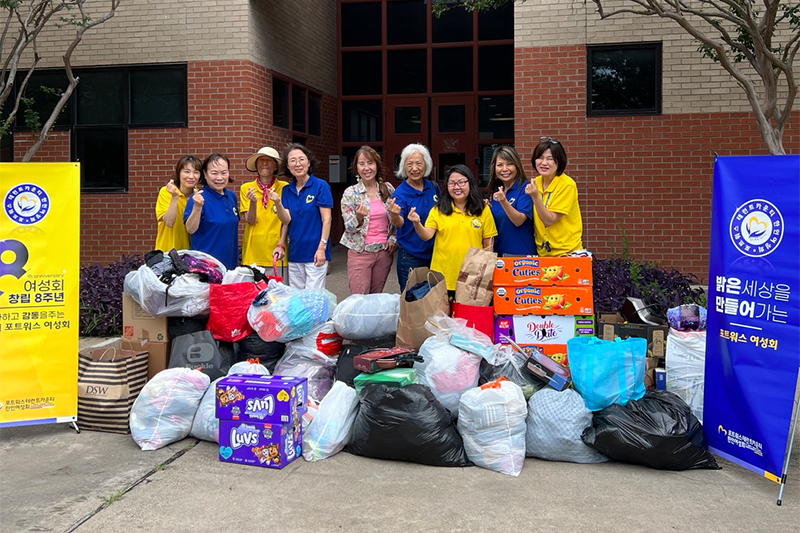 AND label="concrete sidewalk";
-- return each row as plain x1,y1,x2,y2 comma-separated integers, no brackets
1,244,798,532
